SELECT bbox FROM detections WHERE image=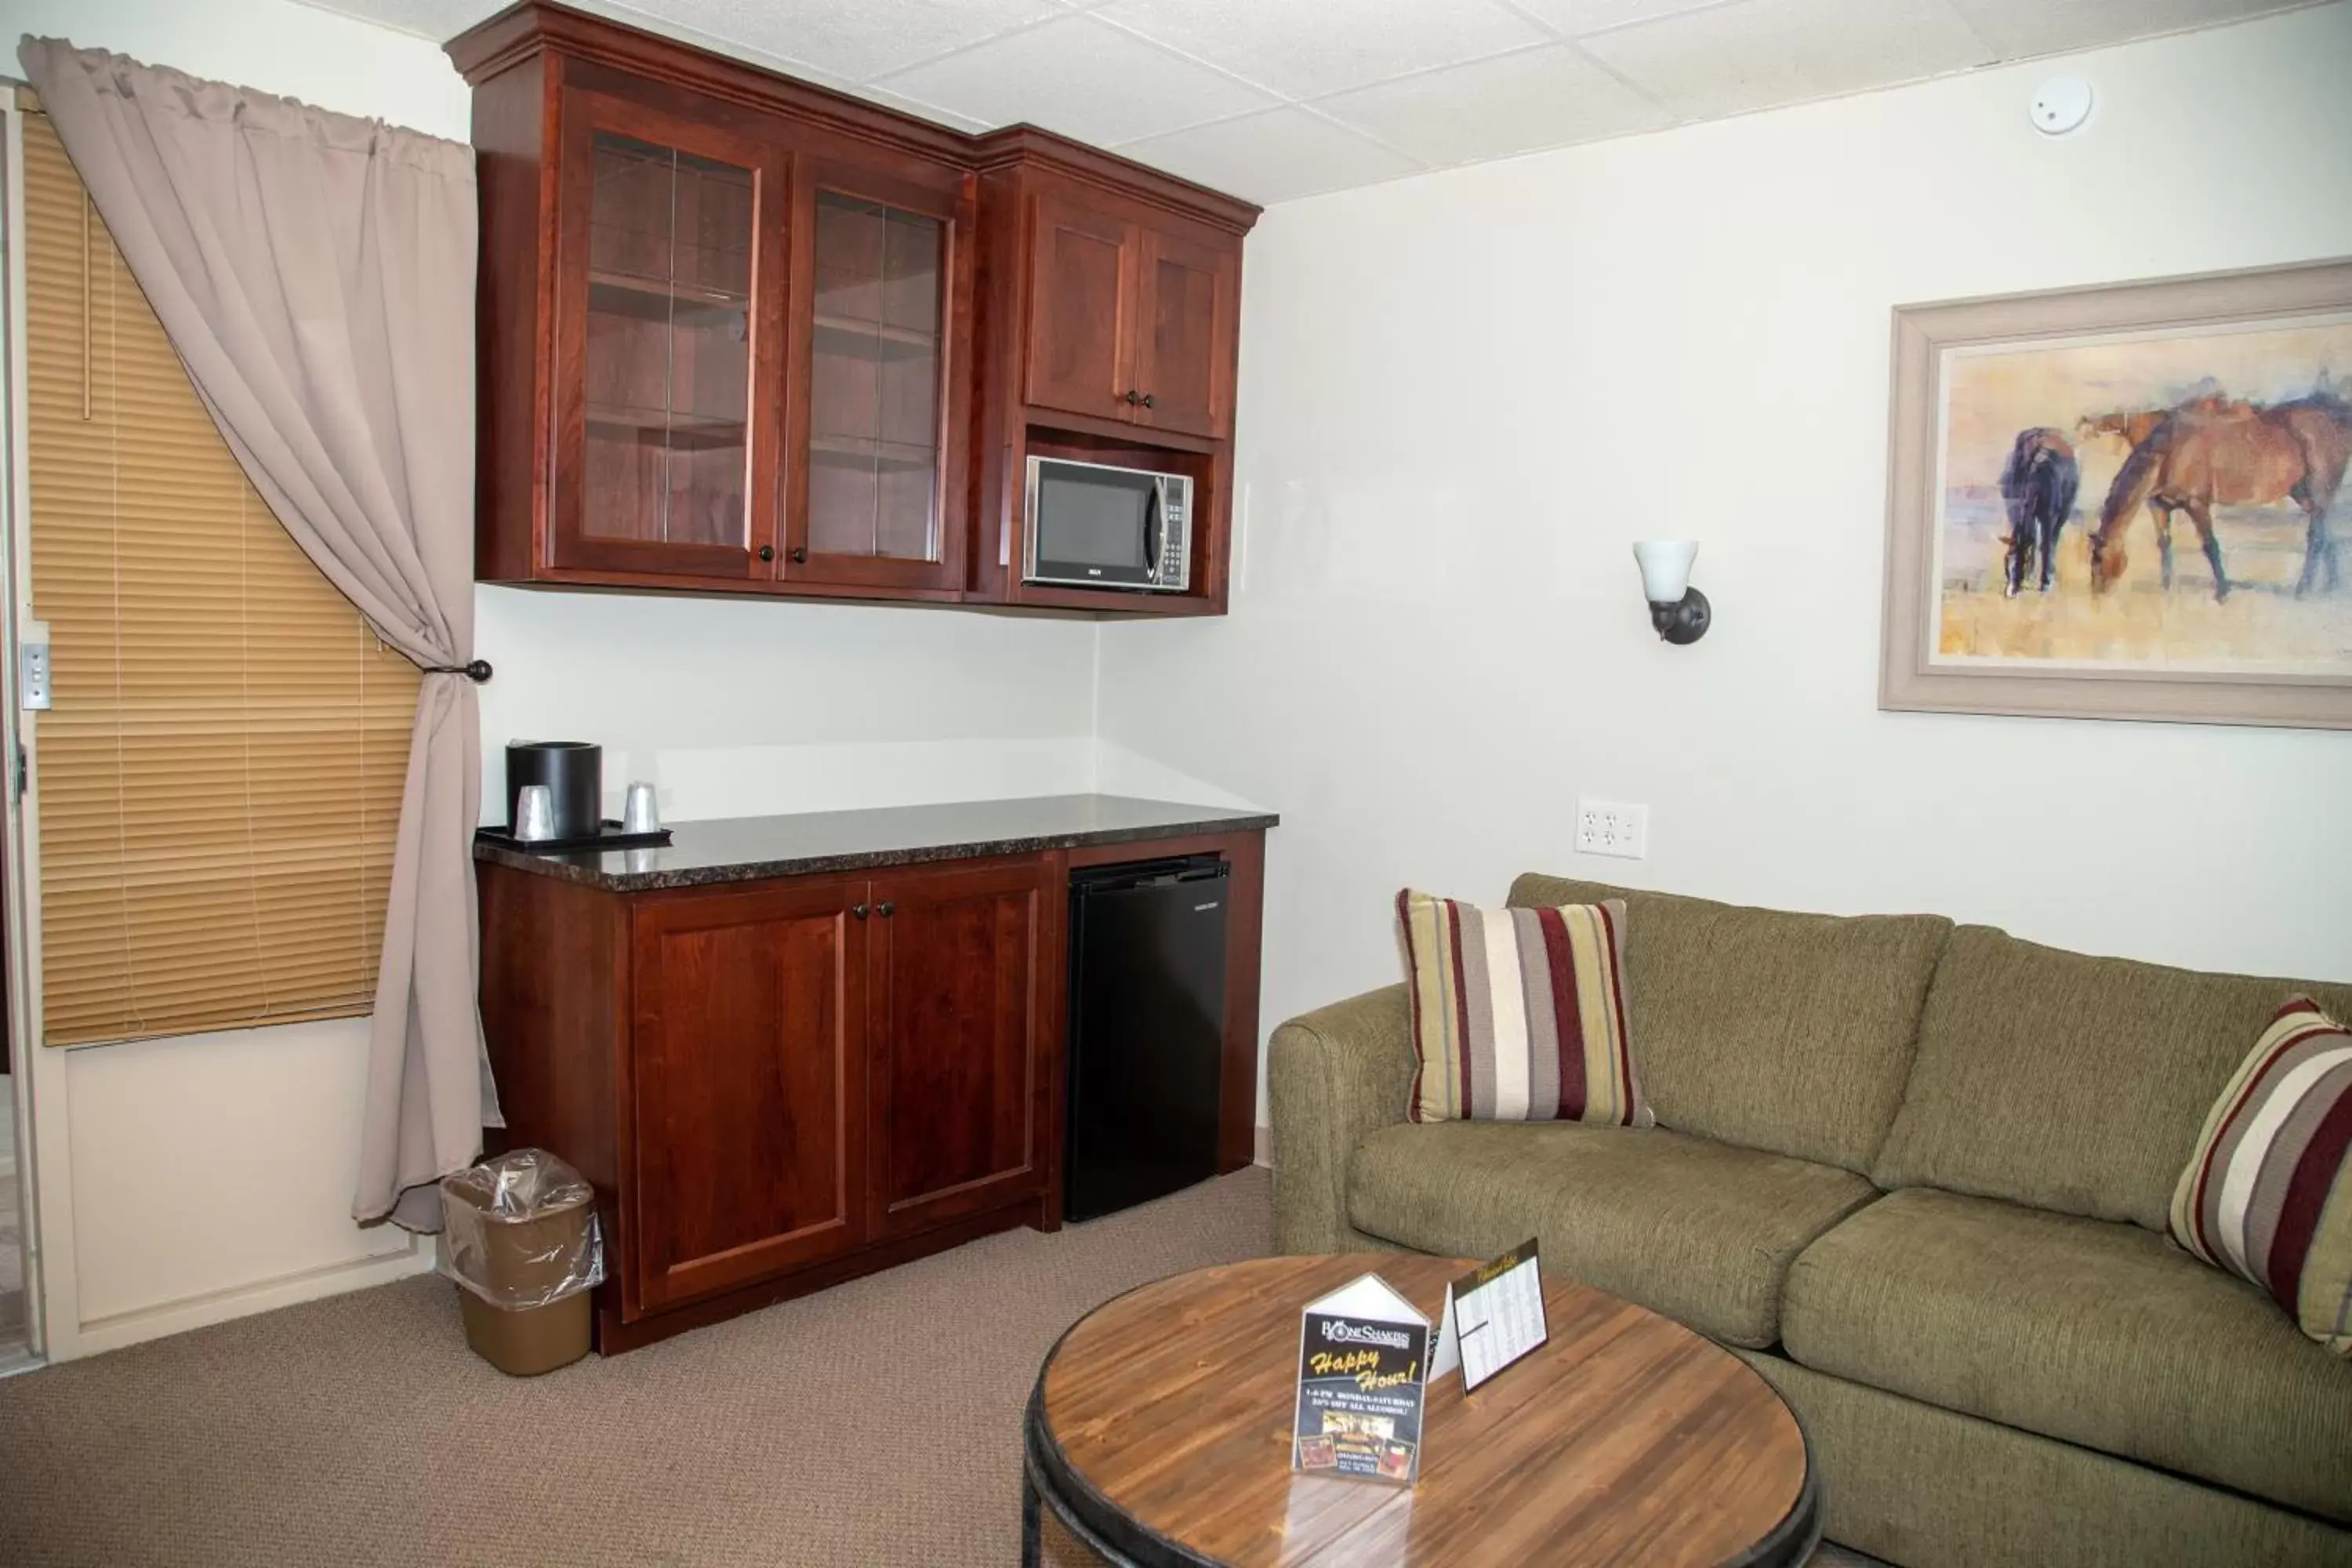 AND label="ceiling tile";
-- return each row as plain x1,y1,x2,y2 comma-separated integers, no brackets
611,0,1062,82
873,15,1279,143
1515,0,1742,34
1940,0,2307,58
1116,107,1426,204
293,0,503,41
1580,0,1997,120
1092,0,1550,99
837,85,993,134
1316,45,1673,165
